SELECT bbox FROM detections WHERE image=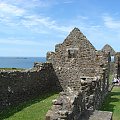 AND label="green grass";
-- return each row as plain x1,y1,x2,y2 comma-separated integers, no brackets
100,86,120,120
0,92,58,120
